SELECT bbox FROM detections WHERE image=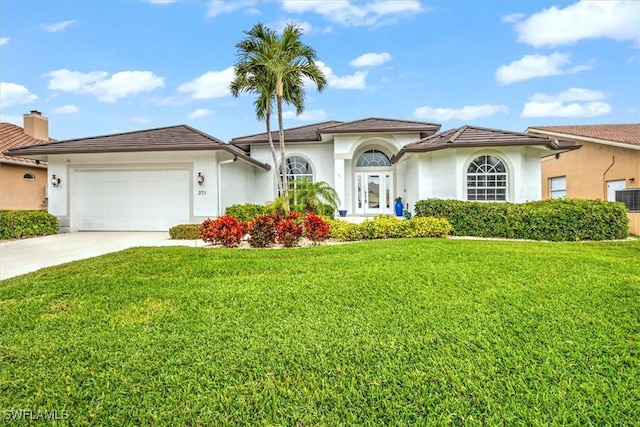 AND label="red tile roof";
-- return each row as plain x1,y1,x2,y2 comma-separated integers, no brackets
527,124,640,147
392,125,579,163
0,122,50,166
